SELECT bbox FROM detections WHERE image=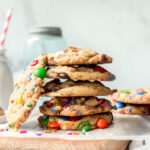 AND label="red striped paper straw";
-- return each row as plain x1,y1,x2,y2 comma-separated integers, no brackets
0,8,12,48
